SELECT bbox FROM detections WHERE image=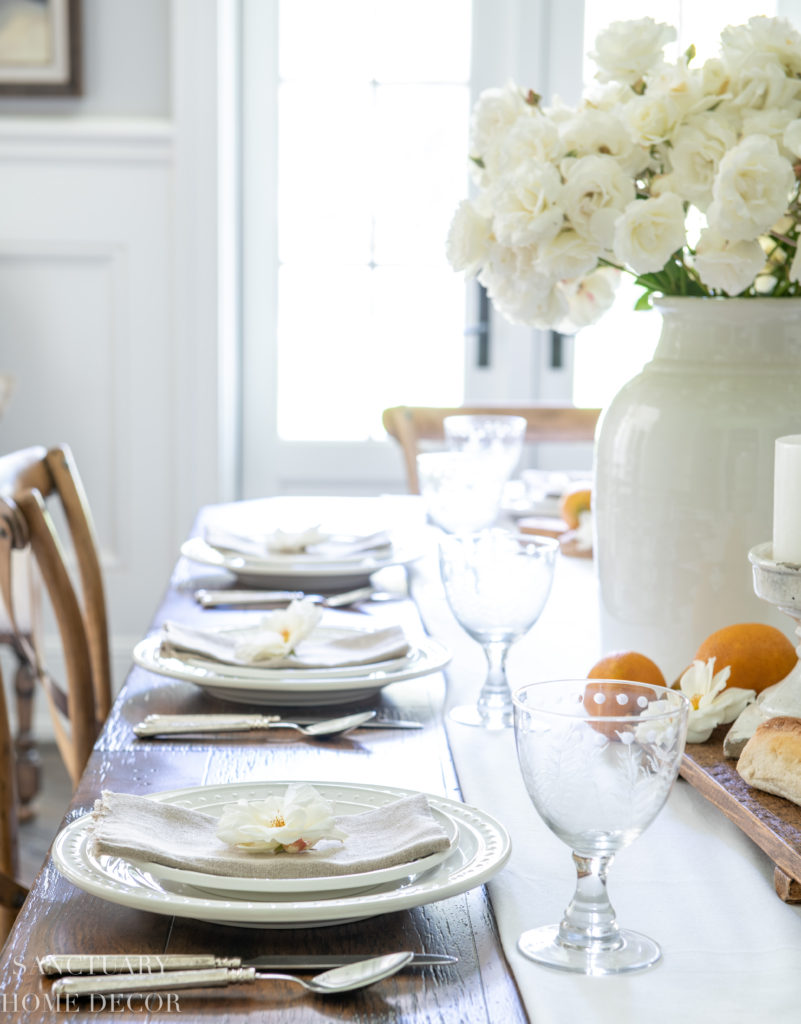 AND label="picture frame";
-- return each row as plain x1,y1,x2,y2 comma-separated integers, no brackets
0,0,81,96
